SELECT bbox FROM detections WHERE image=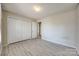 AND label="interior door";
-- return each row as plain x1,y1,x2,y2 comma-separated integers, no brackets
32,22,38,39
